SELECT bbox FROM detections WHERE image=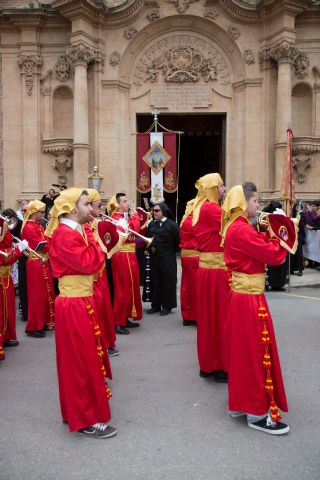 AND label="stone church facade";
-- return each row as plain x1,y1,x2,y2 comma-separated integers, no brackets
0,0,320,210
